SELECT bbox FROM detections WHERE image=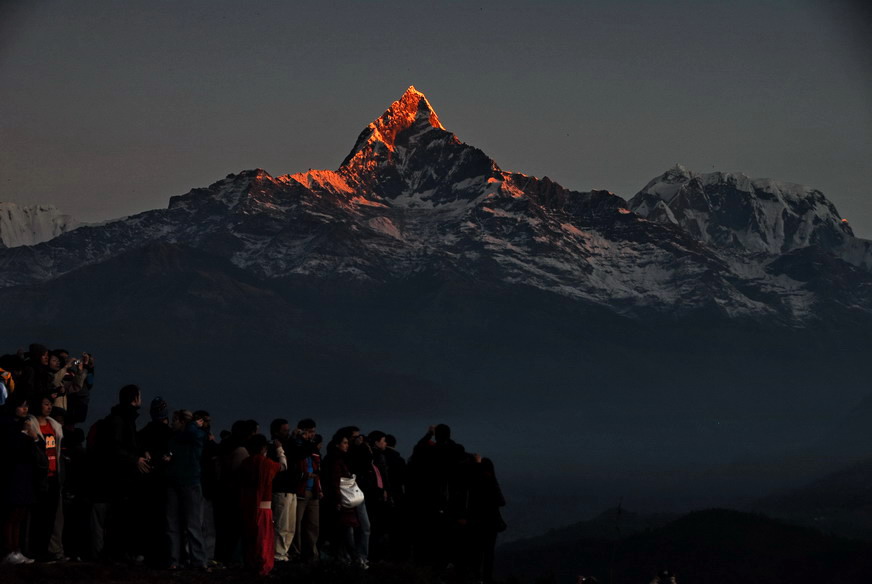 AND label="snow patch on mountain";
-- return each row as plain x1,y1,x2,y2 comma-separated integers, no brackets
0,202,78,247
